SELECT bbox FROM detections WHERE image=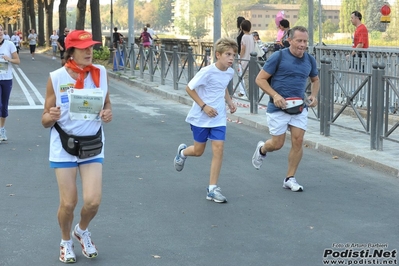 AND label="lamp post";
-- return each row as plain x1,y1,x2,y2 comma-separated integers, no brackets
110,0,113,46
108,0,114,64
